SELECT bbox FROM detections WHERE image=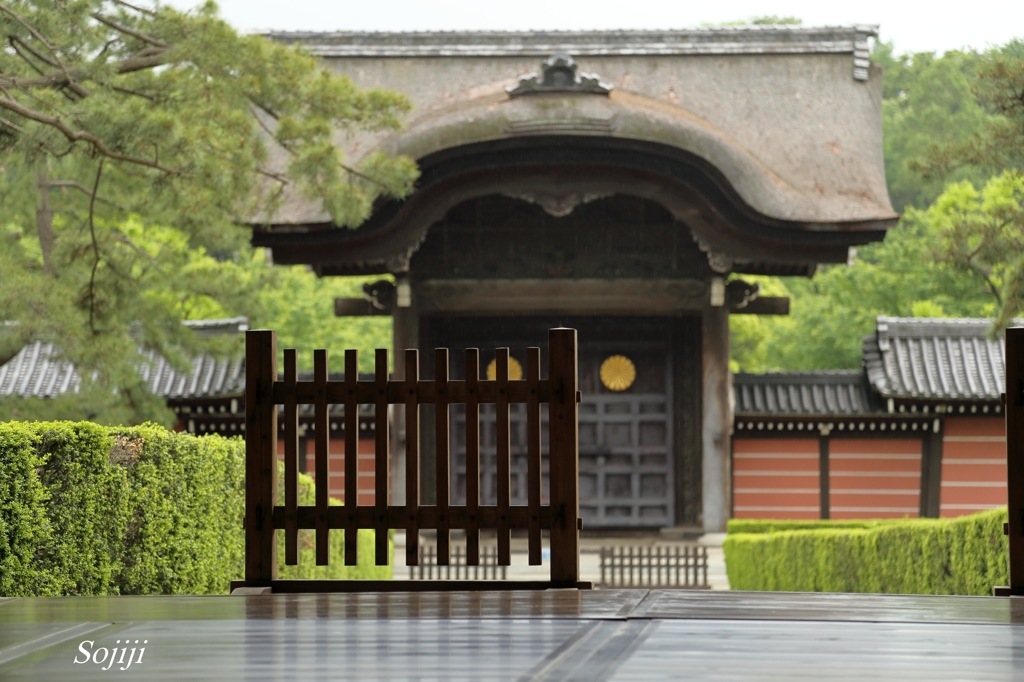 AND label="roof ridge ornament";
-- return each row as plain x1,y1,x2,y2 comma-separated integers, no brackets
507,54,612,98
